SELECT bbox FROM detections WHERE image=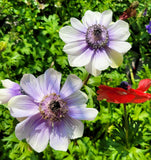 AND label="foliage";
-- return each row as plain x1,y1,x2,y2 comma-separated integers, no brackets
0,0,151,159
